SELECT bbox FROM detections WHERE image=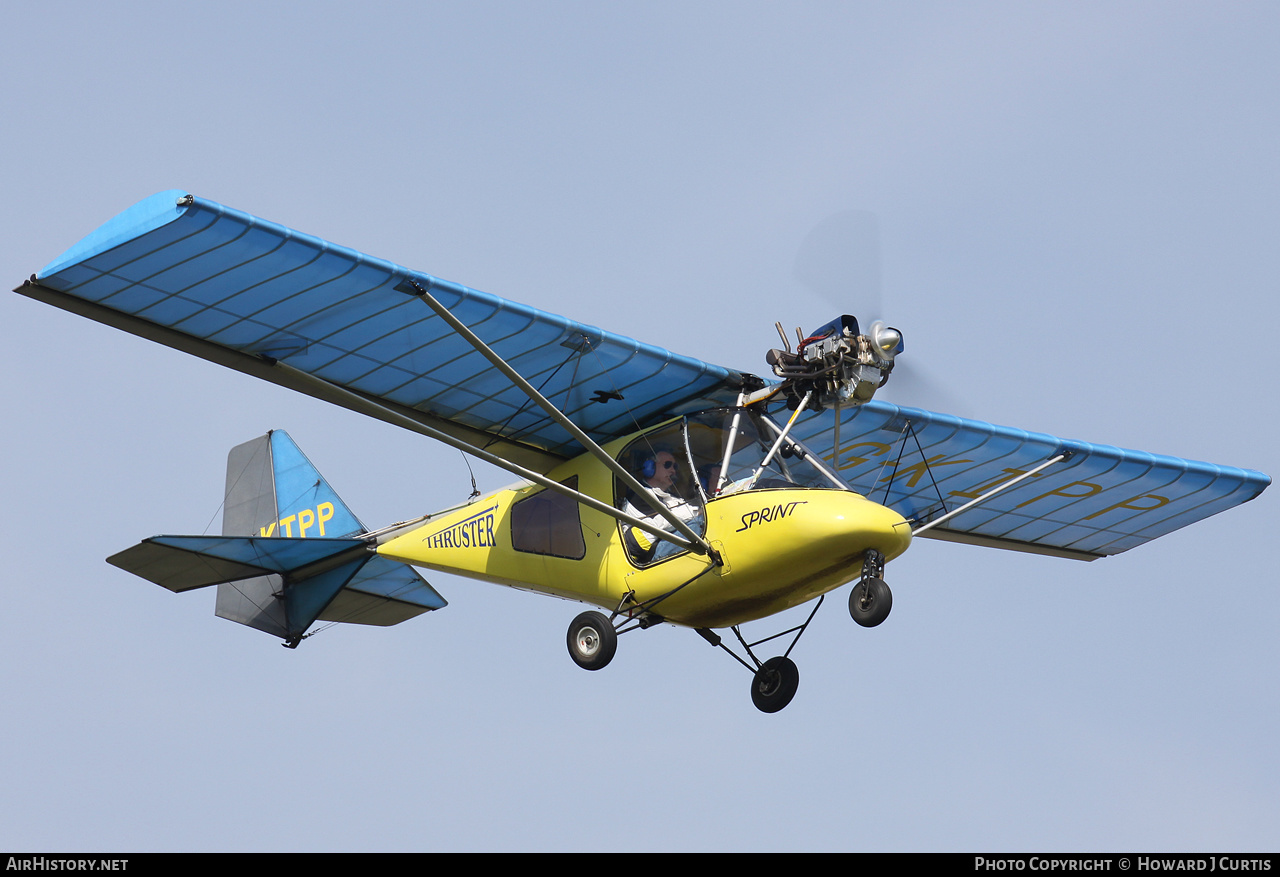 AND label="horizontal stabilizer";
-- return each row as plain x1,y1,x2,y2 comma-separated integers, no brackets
316,555,447,626
110,533,446,642
107,536,369,593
